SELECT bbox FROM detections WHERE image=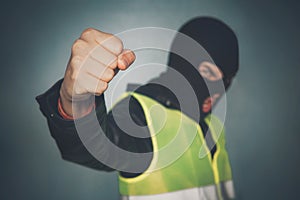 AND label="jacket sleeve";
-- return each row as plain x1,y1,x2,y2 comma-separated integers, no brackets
36,79,153,174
